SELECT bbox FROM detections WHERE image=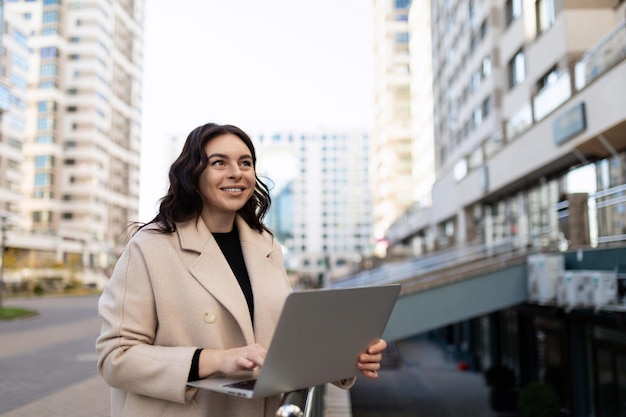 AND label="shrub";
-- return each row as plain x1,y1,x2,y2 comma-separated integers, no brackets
518,382,559,417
